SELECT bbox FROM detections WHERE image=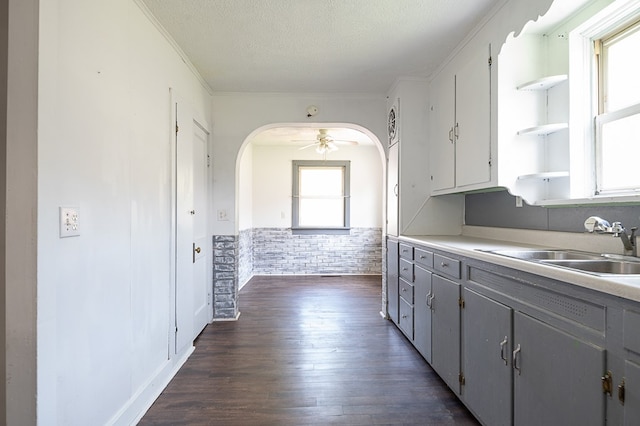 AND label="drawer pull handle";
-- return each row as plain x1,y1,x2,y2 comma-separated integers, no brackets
441,262,448,268
513,344,521,375
420,255,425,259
402,288,406,292
499,336,508,365
402,315,407,319
402,267,408,271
